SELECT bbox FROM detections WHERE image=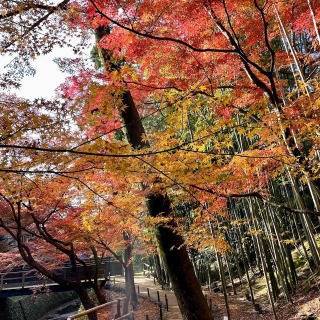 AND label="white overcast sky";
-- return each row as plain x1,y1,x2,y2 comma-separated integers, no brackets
0,0,94,100
19,48,73,99
1,47,77,99
0,38,93,100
